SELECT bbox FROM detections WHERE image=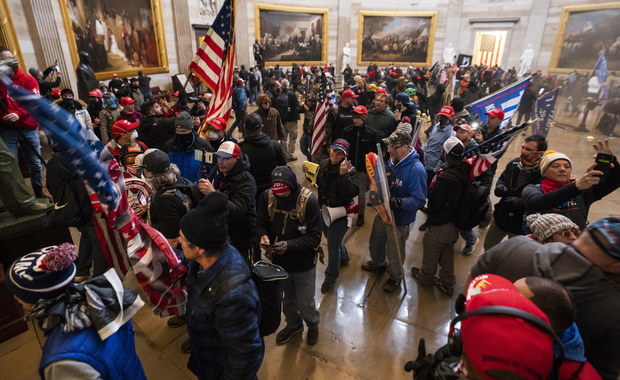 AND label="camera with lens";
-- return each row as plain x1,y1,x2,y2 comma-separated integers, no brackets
187,96,200,103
